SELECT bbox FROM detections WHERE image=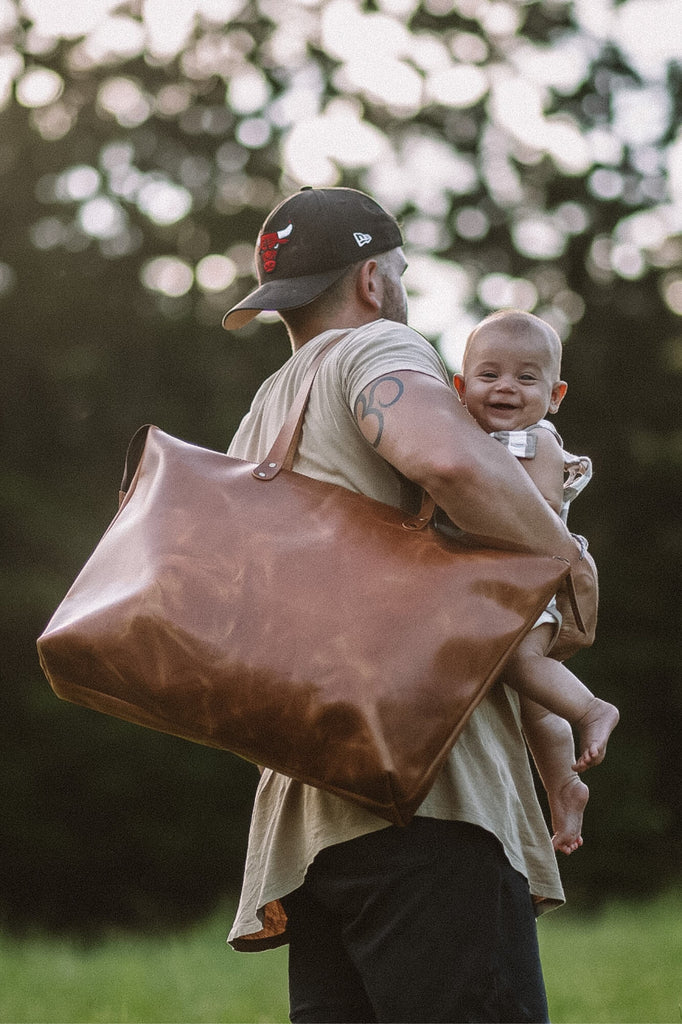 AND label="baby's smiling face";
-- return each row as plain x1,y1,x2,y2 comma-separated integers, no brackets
454,318,567,434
